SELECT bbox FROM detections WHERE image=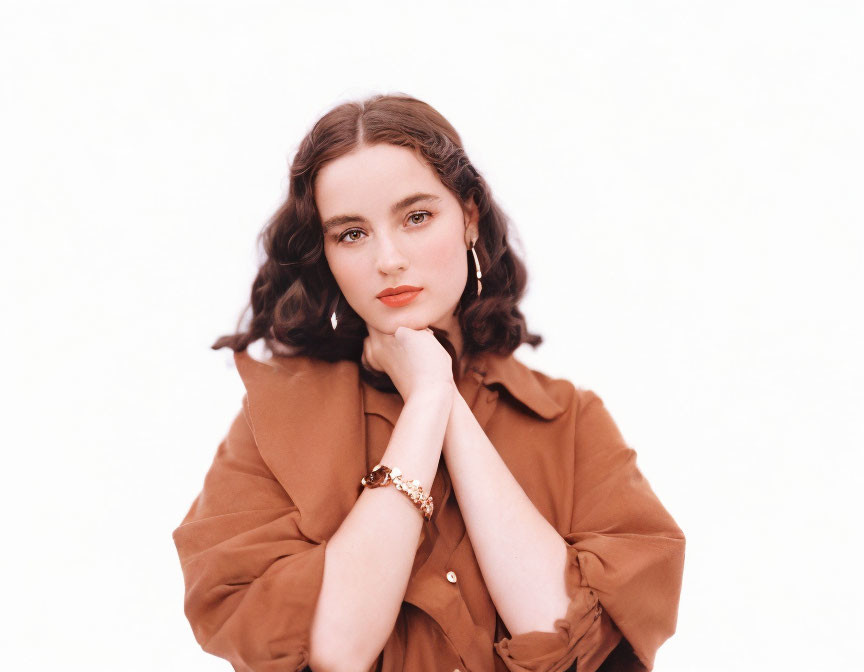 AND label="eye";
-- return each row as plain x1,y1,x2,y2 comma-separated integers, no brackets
408,211,431,225
335,211,432,245
337,228,366,244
